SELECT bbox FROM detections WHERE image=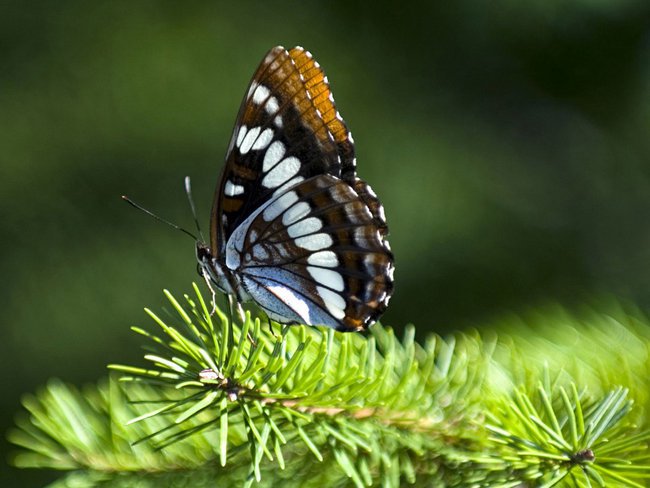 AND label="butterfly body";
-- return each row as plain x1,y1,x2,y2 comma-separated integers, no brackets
199,46,394,332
